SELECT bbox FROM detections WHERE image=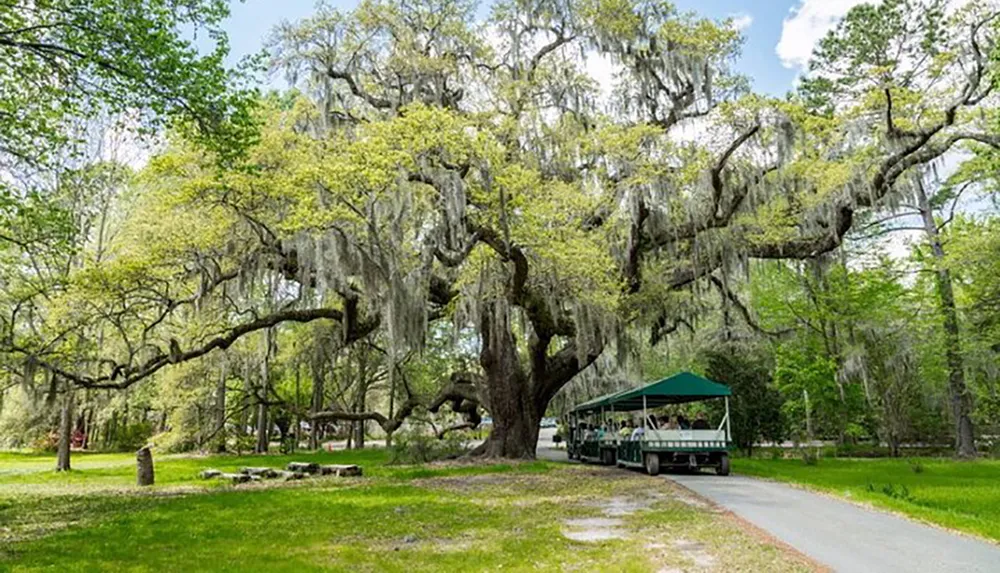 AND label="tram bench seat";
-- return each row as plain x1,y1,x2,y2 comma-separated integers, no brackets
643,429,725,442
